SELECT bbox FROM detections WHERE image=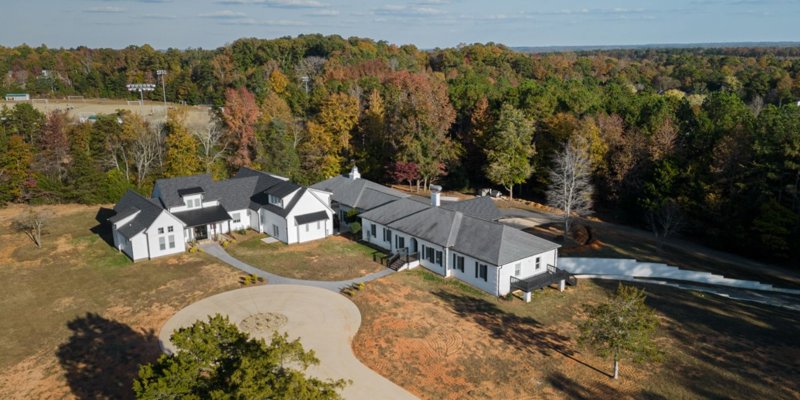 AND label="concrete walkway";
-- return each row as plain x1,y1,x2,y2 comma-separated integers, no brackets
160,285,417,400
559,257,800,310
200,242,396,292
